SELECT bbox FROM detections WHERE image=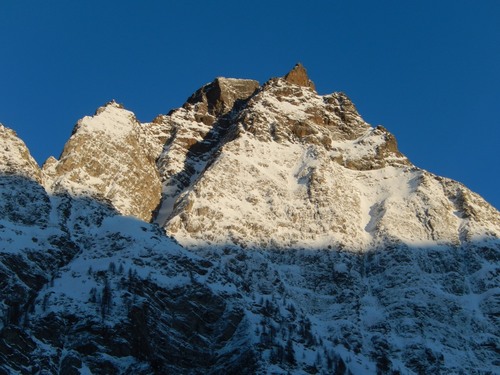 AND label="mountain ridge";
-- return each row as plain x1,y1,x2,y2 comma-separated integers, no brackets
0,64,499,374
